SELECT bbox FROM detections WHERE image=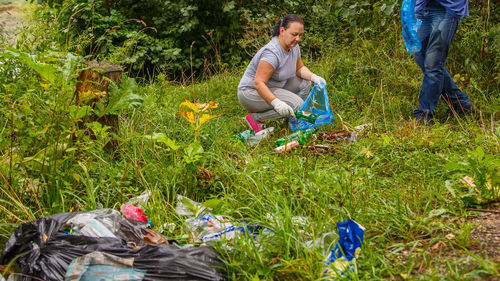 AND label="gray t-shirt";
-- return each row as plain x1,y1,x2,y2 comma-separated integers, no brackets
238,37,301,90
